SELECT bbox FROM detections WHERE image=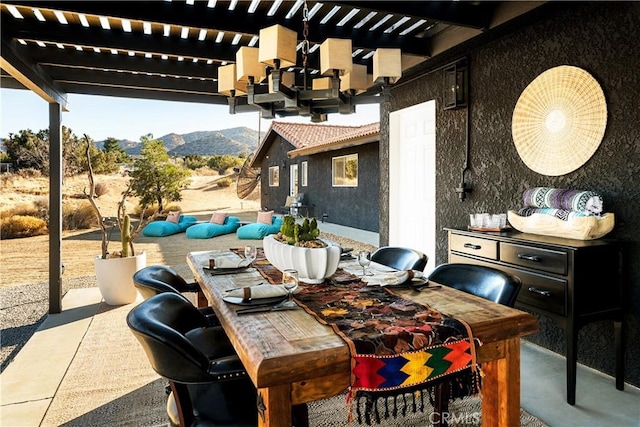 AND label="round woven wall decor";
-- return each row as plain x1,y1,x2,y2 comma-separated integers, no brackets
512,65,607,176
